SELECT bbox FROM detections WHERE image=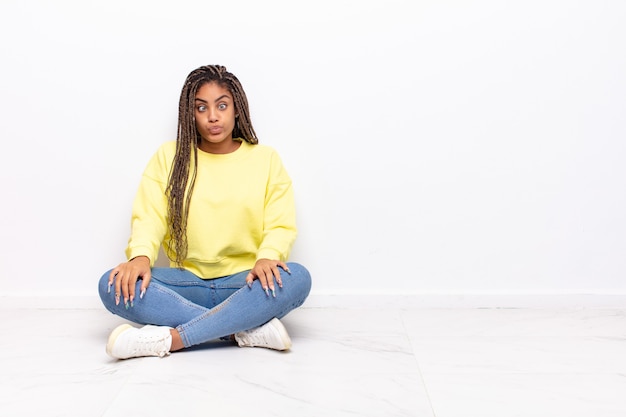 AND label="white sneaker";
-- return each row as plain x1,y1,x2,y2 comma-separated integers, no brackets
106,324,173,359
234,318,292,351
